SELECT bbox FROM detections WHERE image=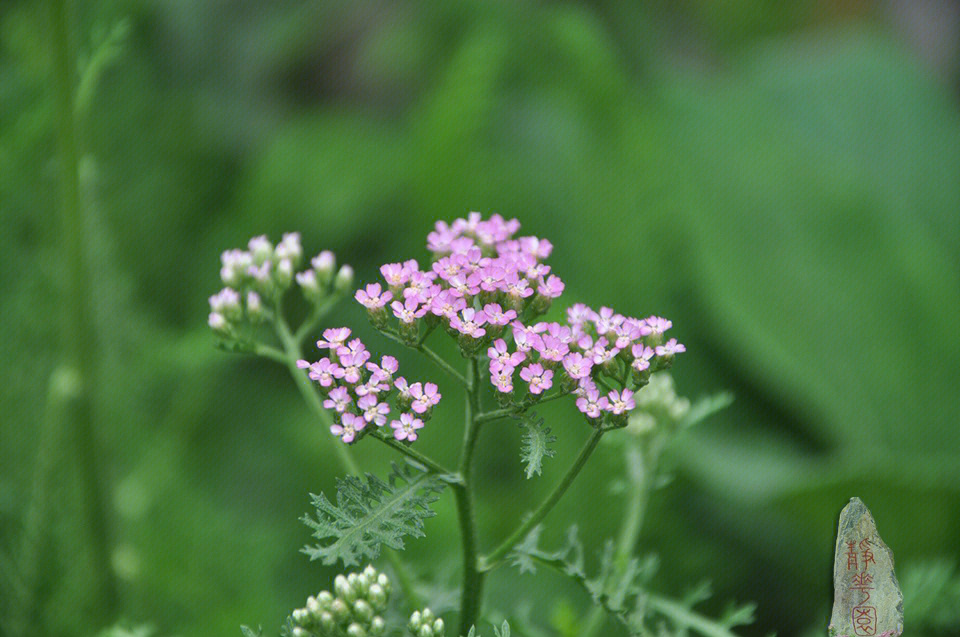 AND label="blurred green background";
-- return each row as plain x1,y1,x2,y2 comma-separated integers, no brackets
2,1,959,635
